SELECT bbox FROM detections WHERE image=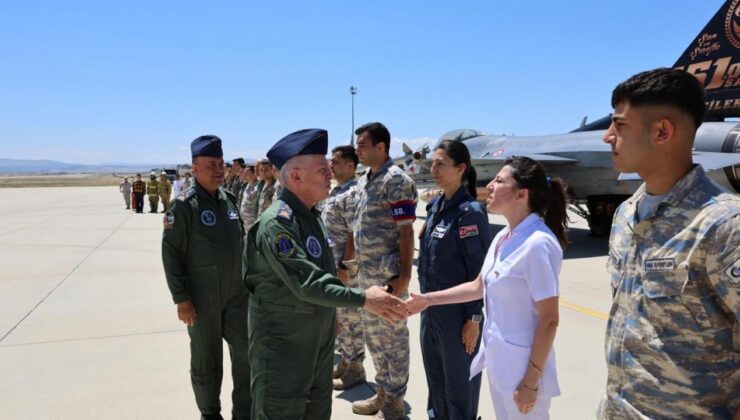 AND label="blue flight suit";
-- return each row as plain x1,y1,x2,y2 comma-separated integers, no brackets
418,186,492,420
